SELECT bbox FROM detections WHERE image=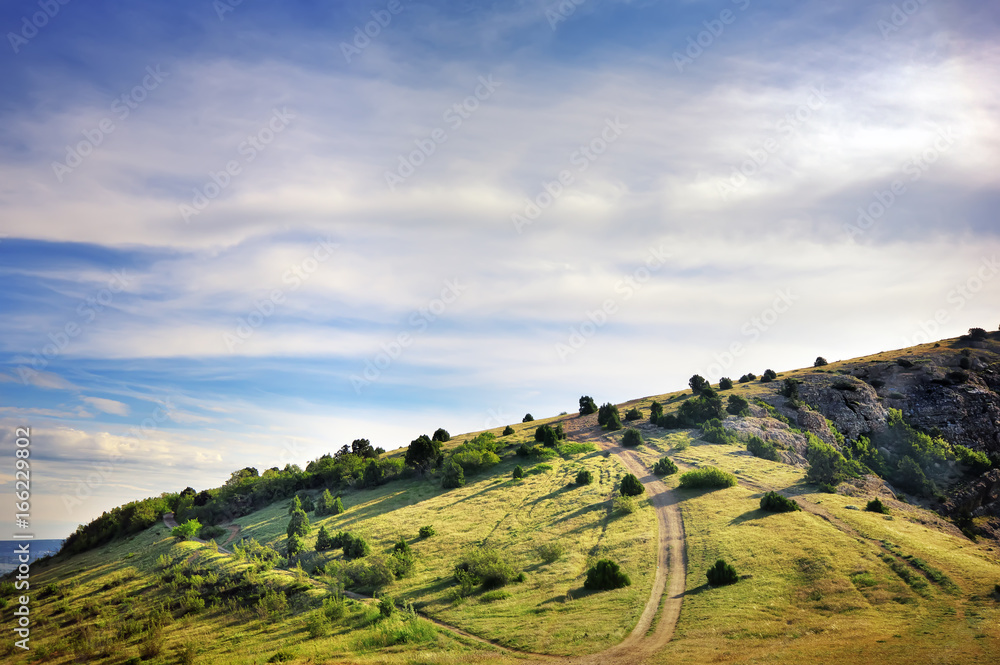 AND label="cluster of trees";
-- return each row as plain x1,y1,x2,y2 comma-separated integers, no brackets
597,403,623,431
